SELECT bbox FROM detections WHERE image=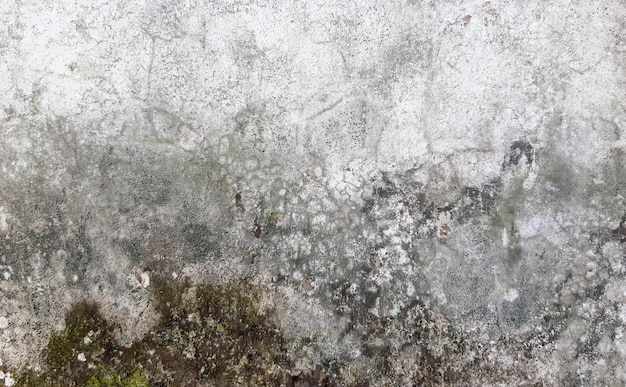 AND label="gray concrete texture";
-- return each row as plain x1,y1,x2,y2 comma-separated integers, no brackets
1,0,626,385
